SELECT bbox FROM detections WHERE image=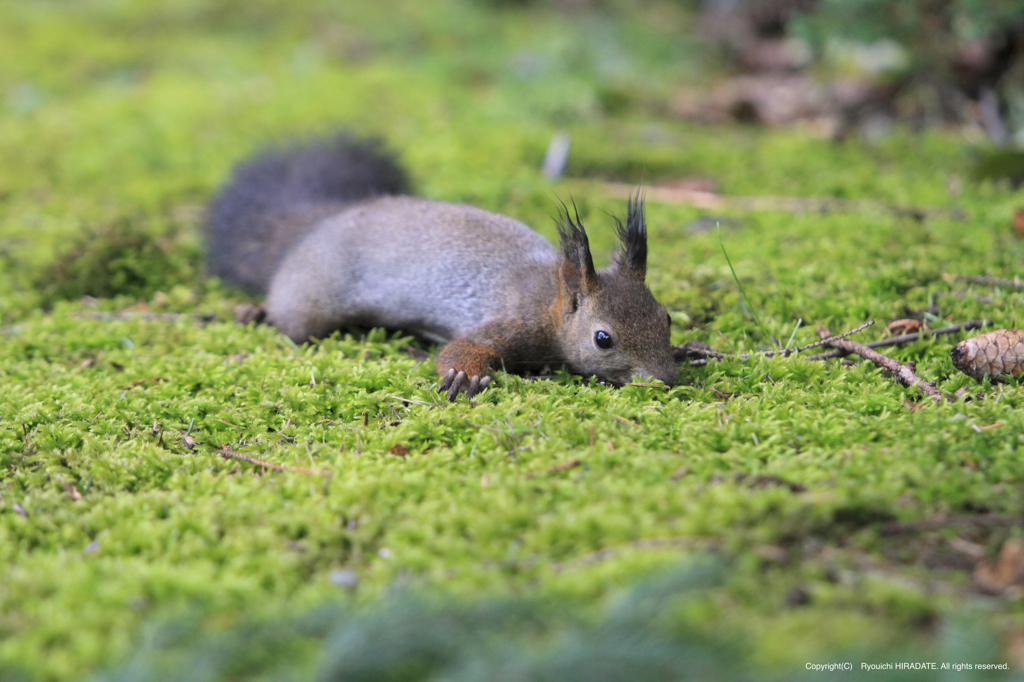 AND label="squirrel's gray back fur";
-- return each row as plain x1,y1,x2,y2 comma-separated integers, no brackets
207,133,559,344
206,133,411,293
266,196,558,344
